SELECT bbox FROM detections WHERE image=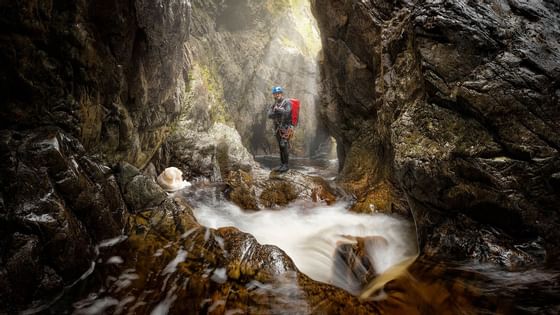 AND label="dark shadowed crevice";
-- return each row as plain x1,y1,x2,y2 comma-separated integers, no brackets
464,201,537,240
